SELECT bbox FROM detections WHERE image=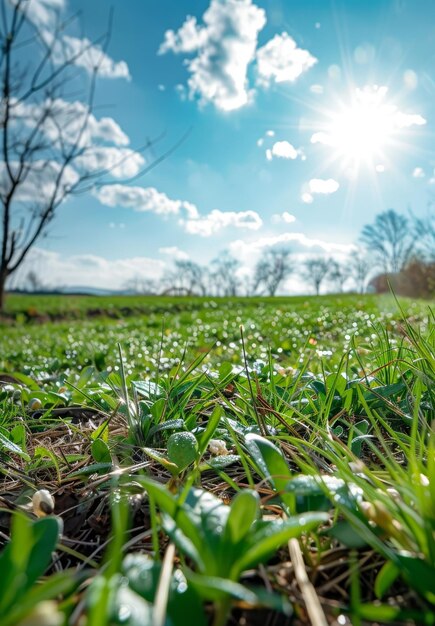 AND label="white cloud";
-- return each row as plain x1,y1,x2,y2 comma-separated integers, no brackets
17,247,164,290
269,140,298,160
159,0,266,112
14,98,130,147
412,167,425,178
18,1,130,80
15,0,65,29
394,112,426,128
159,246,190,261
308,178,340,195
95,185,261,237
229,233,354,263
53,35,131,80
0,160,79,203
182,209,263,236
256,32,317,87
301,193,313,204
94,185,199,218
310,131,333,146
76,147,145,178
266,130,275,137
159,15,209,54
272,211,296,224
